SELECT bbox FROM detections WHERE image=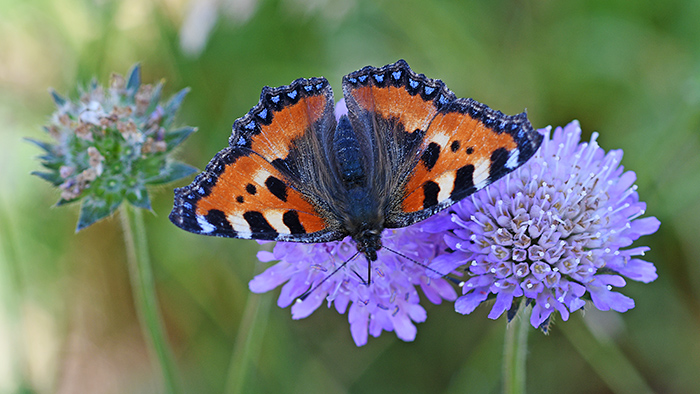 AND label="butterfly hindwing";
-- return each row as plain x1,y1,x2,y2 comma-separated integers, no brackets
230,76,335,177
342,59,455,141
170,77,344,243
